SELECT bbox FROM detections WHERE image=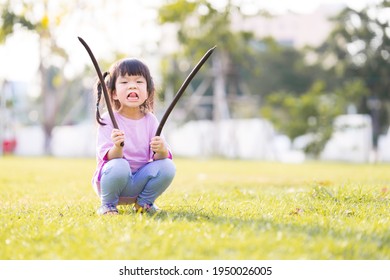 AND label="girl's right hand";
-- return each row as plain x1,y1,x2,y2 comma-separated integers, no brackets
111,129,125,148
